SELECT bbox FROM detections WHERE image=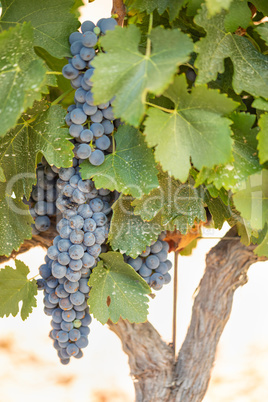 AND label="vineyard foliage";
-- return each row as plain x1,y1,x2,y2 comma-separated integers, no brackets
0,0,267,324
